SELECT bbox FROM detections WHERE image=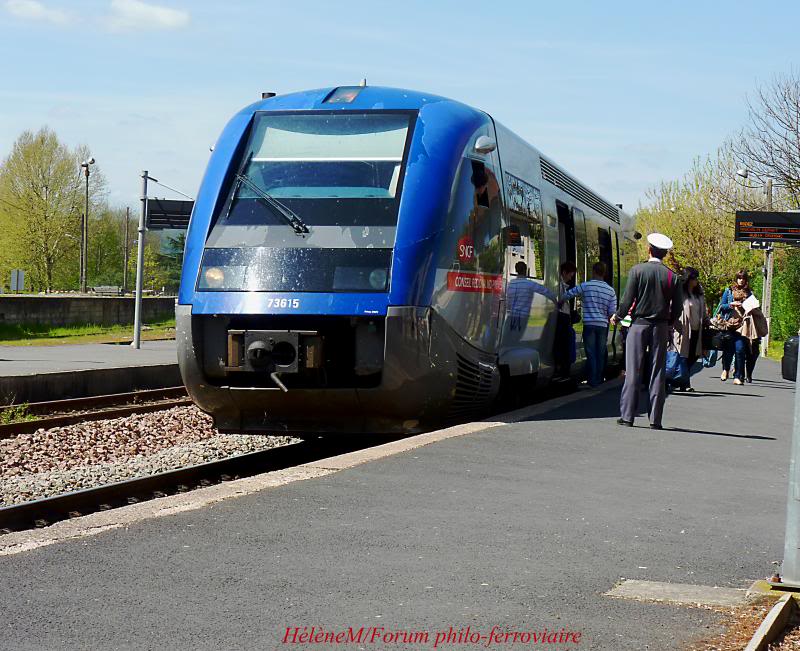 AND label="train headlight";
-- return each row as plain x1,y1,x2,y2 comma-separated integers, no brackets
204,266,225,288
369,268,388,290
